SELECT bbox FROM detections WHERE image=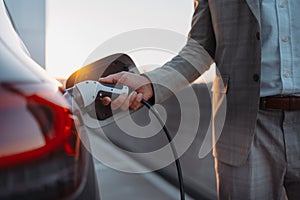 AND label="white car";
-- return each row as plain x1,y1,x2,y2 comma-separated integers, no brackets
0,1,100,199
